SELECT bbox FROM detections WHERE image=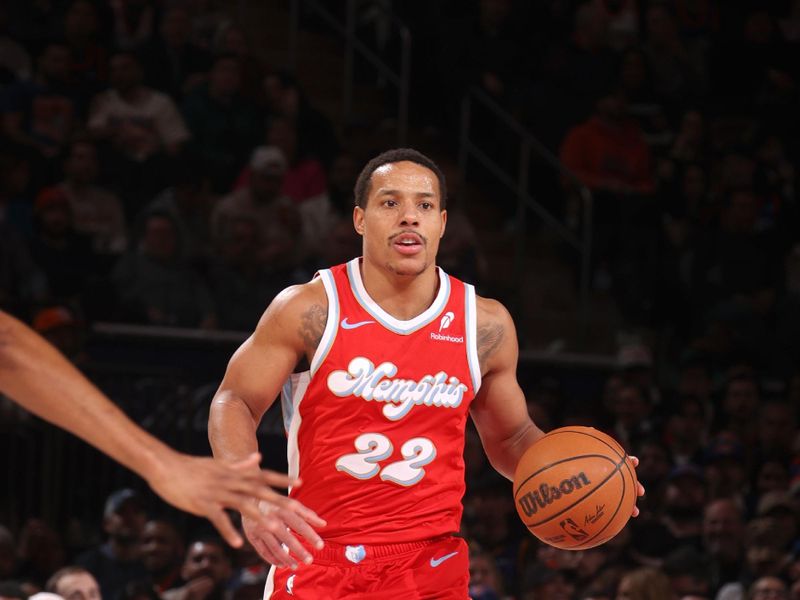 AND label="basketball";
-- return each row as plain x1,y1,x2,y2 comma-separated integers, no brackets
513,426,638,550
